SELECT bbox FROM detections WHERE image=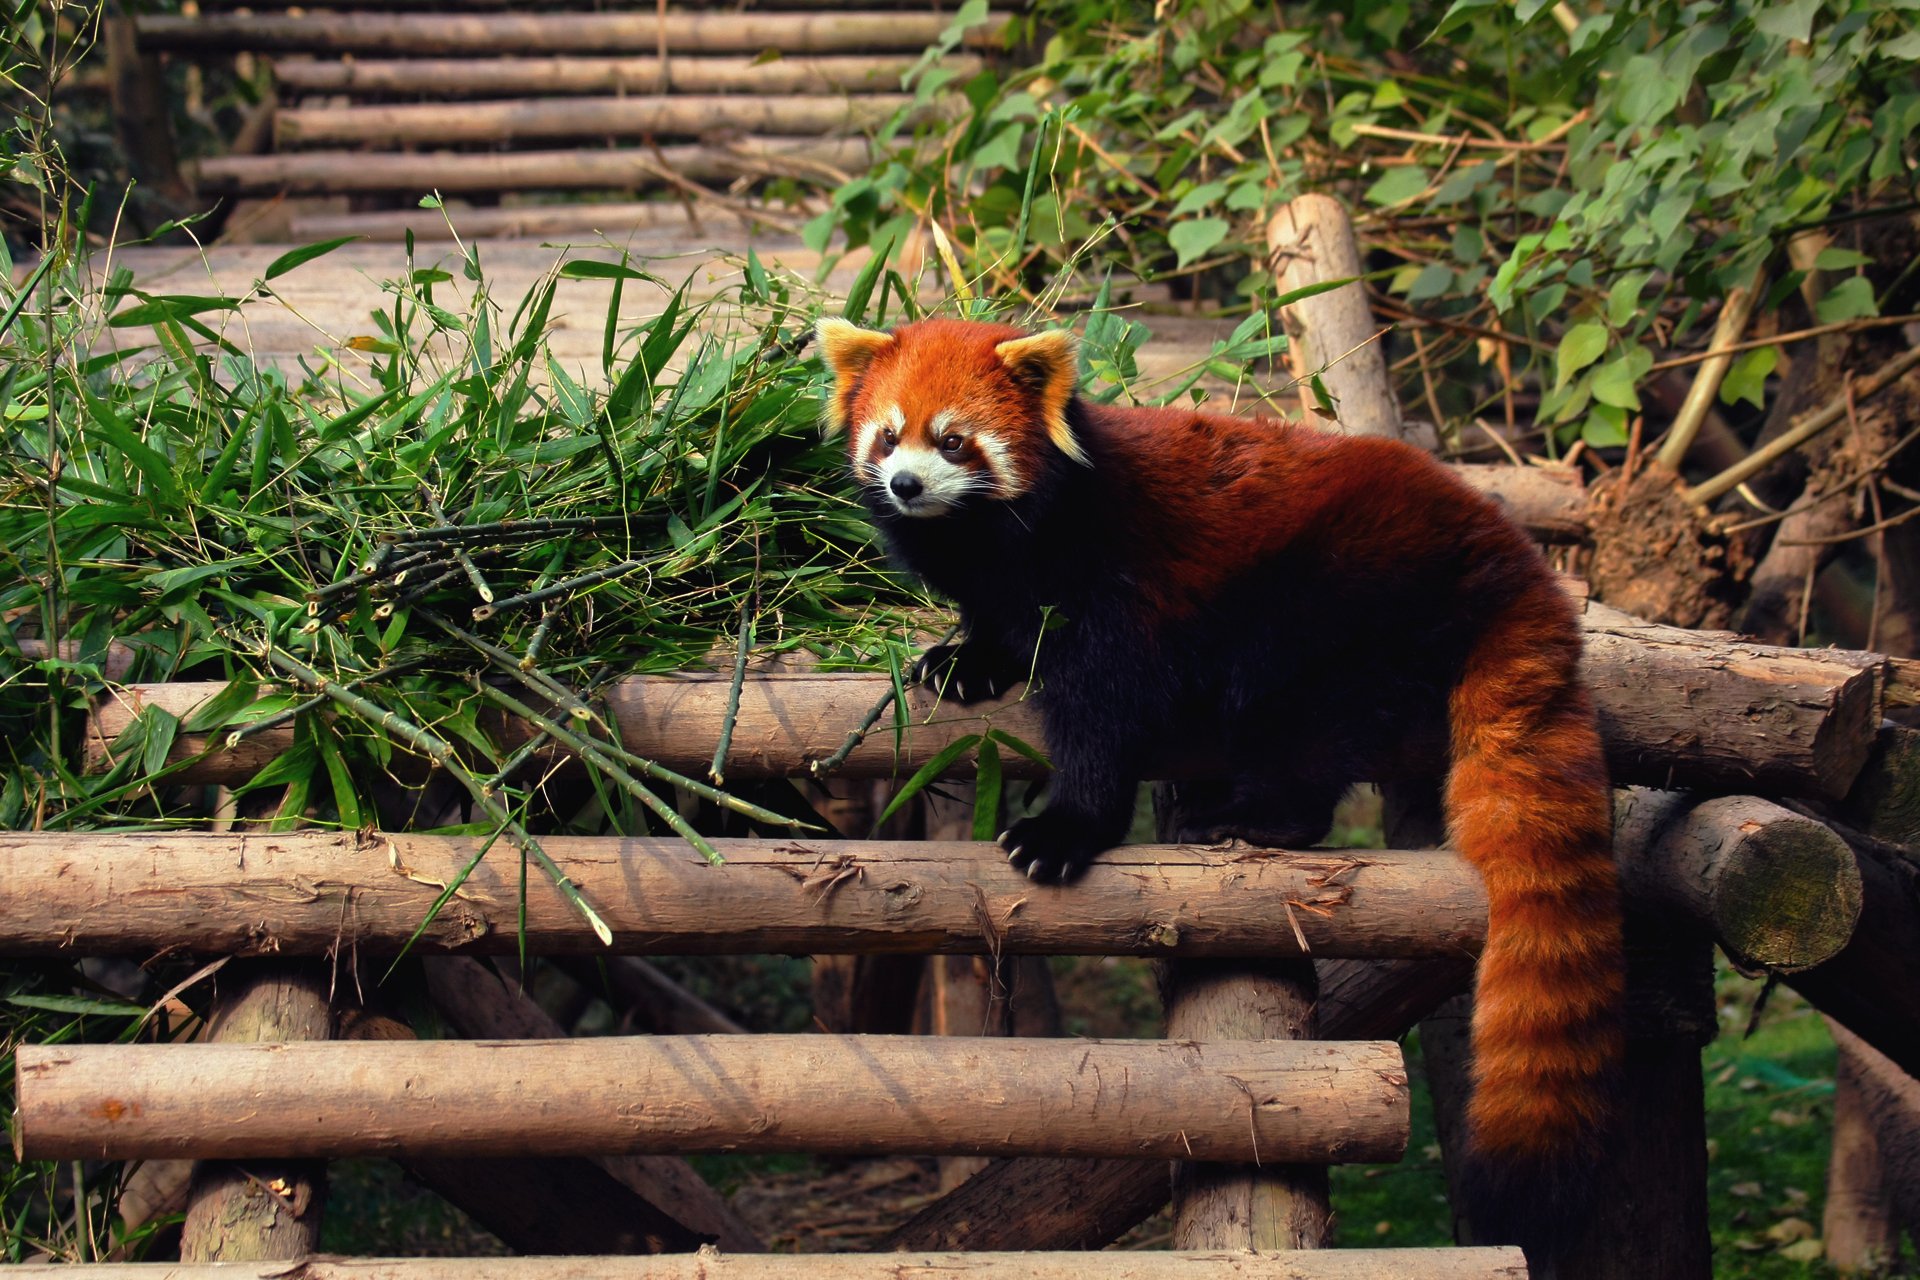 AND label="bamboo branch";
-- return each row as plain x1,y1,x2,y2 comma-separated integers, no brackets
1654,269,1763,472
1684,346,1920,507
